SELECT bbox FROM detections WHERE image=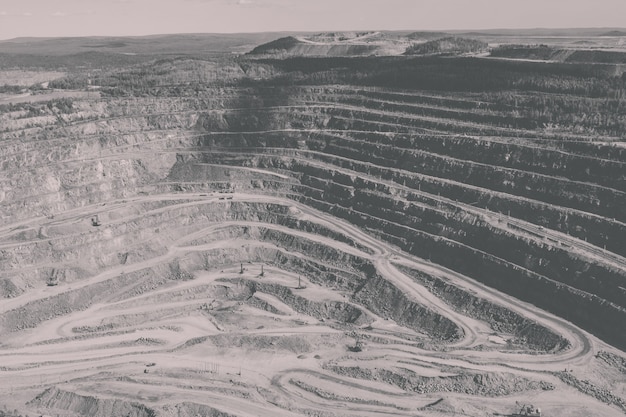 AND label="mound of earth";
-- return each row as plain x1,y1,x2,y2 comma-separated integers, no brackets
406,31,452,40
29,387,157,417
248,32,408,57
306,31,387,43
248,36,302,55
